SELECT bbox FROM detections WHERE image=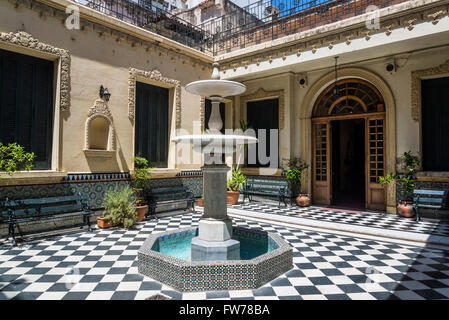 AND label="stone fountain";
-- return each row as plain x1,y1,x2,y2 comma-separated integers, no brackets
138,63,292,292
